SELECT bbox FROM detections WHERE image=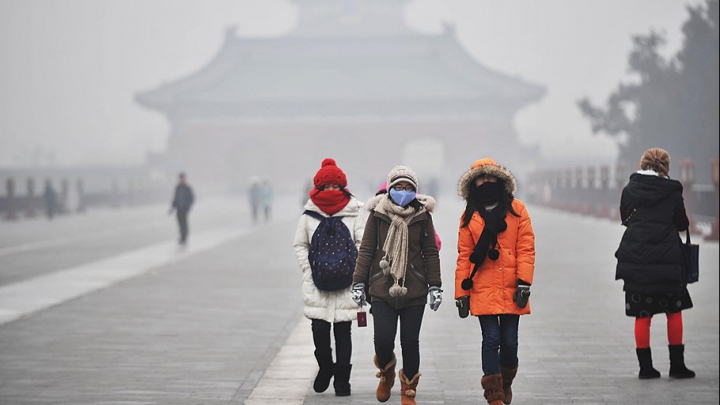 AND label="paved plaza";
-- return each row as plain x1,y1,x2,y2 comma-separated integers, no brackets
0,194,717,404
